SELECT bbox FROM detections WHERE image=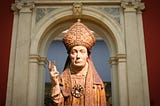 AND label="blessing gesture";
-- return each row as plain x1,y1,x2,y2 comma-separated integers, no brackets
47,60,59,86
